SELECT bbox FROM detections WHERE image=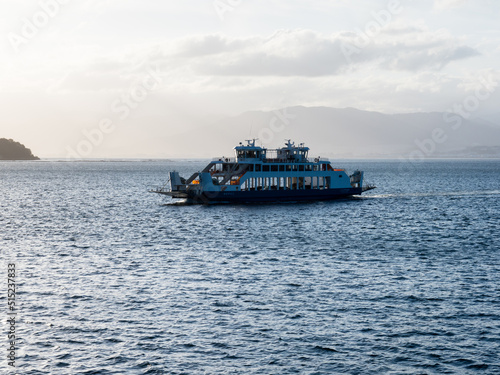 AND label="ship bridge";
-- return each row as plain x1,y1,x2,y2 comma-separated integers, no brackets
234,139,267,162
234,139,310,163
276,140,309,163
